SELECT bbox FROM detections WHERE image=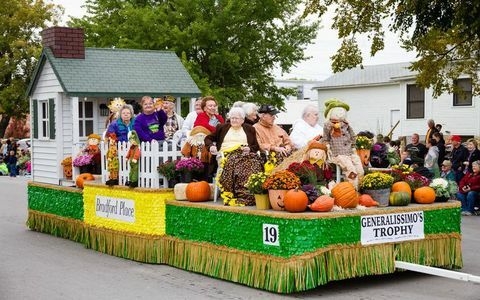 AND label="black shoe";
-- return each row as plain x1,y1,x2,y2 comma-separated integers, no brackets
125,181,130,186
129,181,138,188
106,179,118,186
